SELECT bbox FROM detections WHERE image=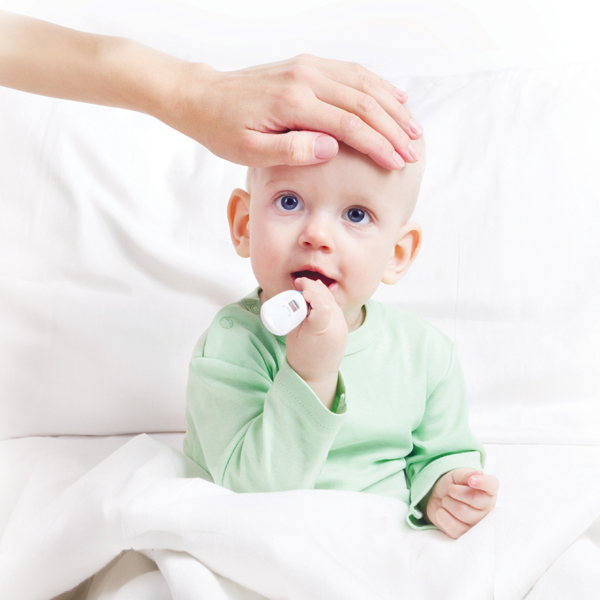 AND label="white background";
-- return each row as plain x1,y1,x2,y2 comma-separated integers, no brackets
1,1,598,442
1,0,599,75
